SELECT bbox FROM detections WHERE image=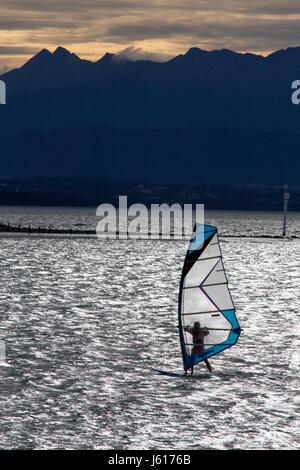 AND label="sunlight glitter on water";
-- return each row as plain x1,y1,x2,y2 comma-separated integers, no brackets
0,210,299,449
